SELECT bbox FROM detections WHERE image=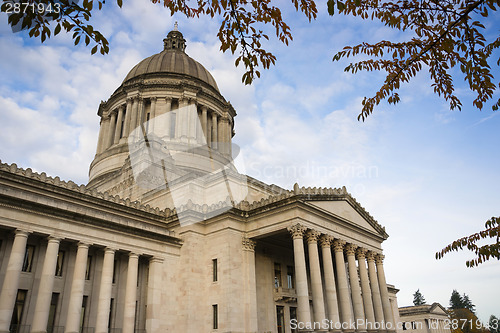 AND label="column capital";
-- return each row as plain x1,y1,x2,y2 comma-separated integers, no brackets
356,247,368,259
14,229,31,237
305,229,321,243
149,256,164,264
128,252,140,259
375,253,385,264
319,234,334,248
77,242,91,248
366,251,377,262
345,243,358,256
103,247,117,255
242,237,256,251
47,236,62,244
287,223,307,239
201,105,208,112
150,96,157,102
332,239,346,252
126,97,133,104
119,104,125,111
